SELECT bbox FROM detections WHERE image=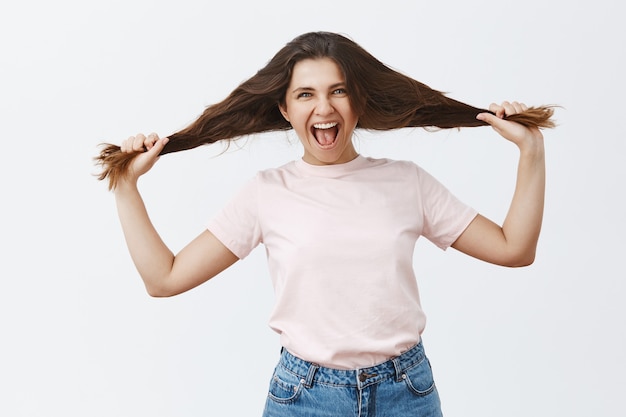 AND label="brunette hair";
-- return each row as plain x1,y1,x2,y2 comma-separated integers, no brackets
95,31,555,189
